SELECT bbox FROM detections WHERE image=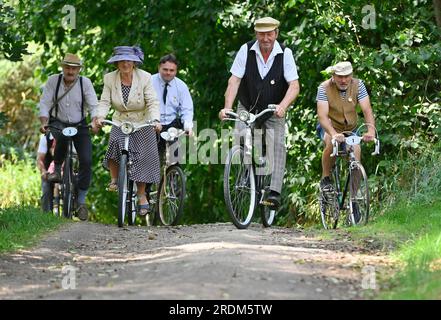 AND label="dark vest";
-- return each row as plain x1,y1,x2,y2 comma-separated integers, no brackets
237,41,289,114
43,134,55,170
